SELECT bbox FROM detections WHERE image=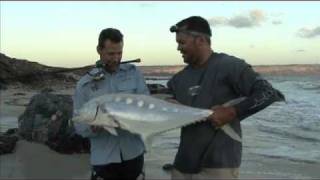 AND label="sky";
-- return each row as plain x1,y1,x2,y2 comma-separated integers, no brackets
1,1,319,68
